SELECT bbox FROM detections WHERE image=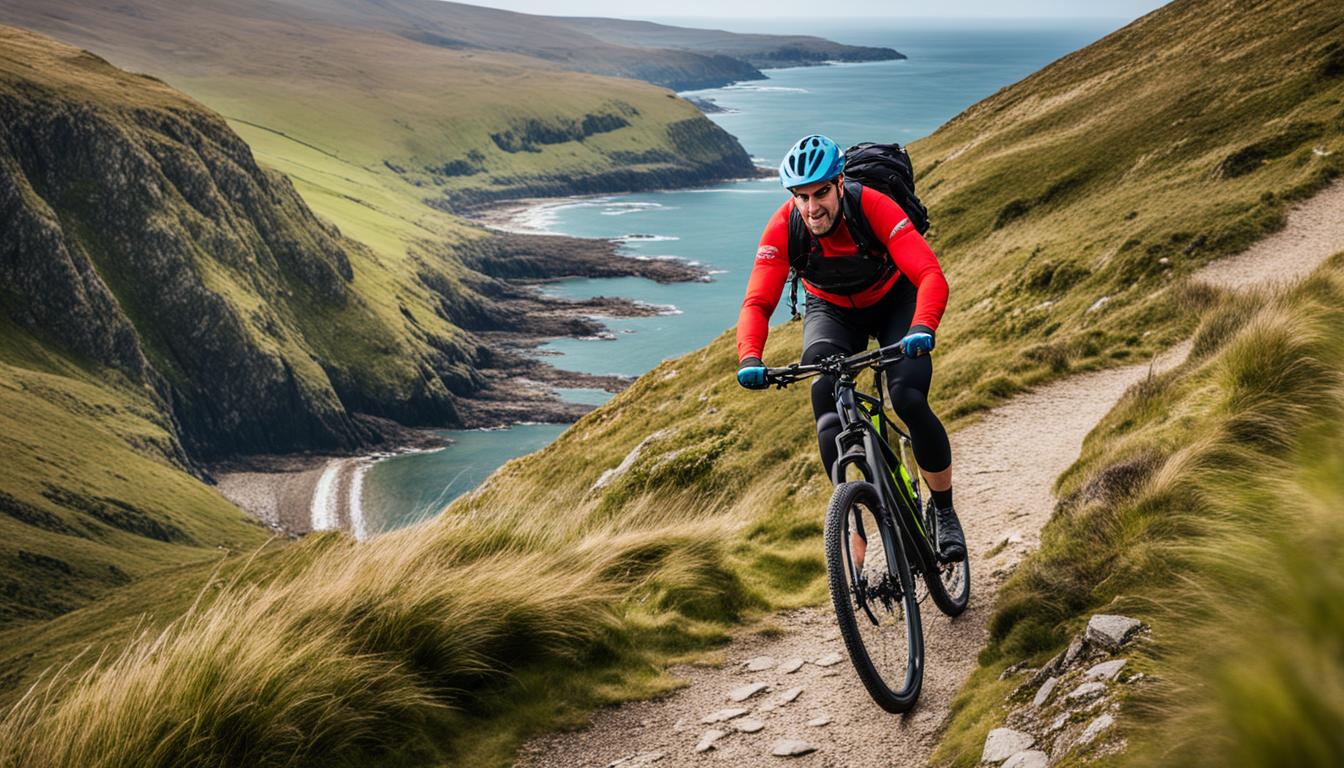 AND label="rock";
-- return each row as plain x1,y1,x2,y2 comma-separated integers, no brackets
806,716,831,727
1078,713,1116,745
701,708,749,724
592,429,672,491
999,660,1031,680
778,687,805,703
1086,296,1111,313
1066,681,1106,700
736,718,765,734
1002,750,1049,768
1085,614,1142,651
1032,676,1059,708
1063,636,1087,667
745,656,777,672
672,718,689,733
607,752,664,766
982,728,1035,763
819,670,839,677
814,652,843,667
729,682,769,702
1085,659,1128,681
1046,712,1069,734
779,657,805,674
771,739,818,757
695,730,727,753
